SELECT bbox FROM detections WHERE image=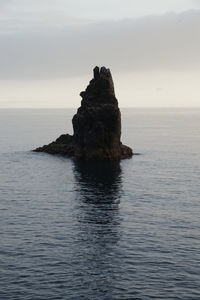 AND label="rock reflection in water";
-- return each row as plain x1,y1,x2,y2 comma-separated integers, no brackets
73,160,122,227
72,161,123,298
74,160,122,203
